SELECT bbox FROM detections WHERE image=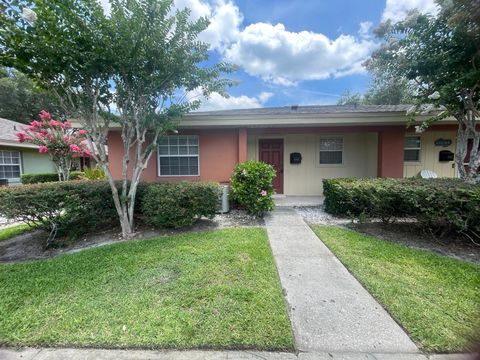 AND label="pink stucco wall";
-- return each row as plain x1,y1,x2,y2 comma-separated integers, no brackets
107,124,460,183
107,128,242,183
